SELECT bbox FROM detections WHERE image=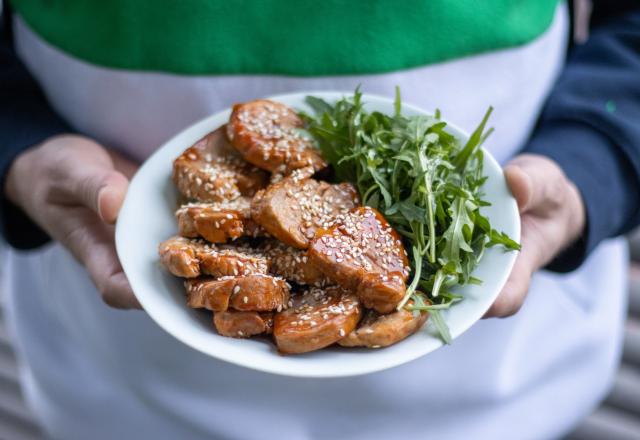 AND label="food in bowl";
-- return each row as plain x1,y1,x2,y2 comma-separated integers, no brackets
158,90,519,354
